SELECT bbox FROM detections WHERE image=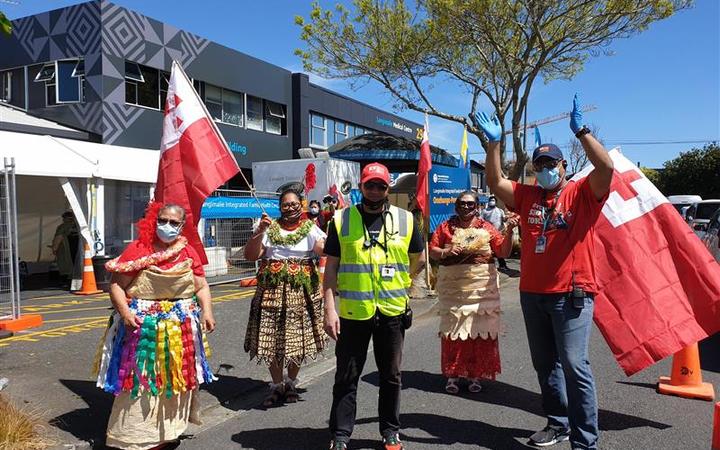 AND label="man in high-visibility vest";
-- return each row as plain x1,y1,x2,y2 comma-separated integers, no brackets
323,162,425,450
